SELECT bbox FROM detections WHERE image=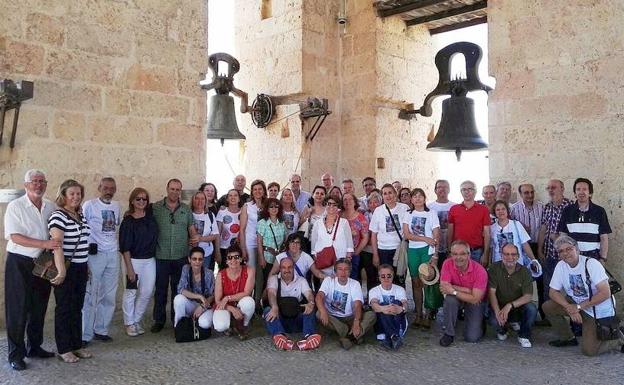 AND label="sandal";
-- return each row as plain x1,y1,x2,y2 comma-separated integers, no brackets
57,352,79,363
73,349,93,359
